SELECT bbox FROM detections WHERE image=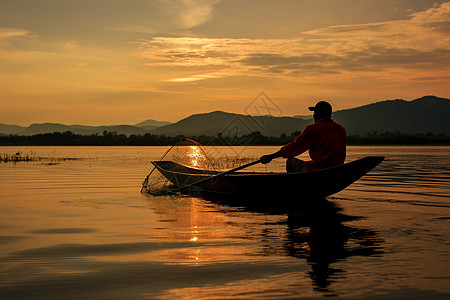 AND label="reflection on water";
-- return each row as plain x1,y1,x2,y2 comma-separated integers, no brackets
0,146,449,299
288,207,382,293
143,191,385,297
194,193,384,295
344,146,450,205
